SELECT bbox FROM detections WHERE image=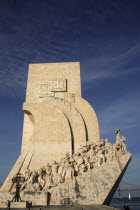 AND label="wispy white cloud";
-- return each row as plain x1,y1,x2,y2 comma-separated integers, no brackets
0,0,140,98
97,91,140,137
82,41,140,82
